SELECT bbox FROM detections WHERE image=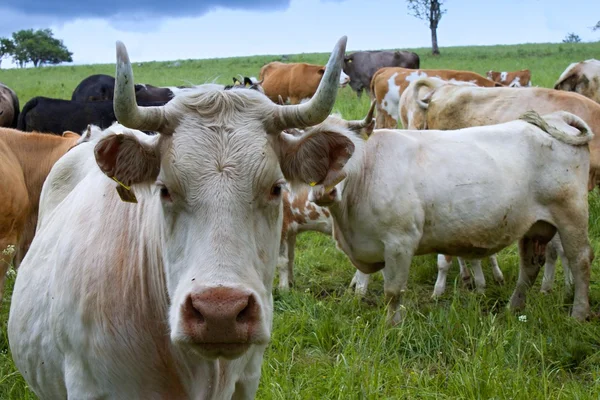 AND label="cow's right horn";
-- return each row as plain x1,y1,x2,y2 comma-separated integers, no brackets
113,41,169,133
269,36,347,132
